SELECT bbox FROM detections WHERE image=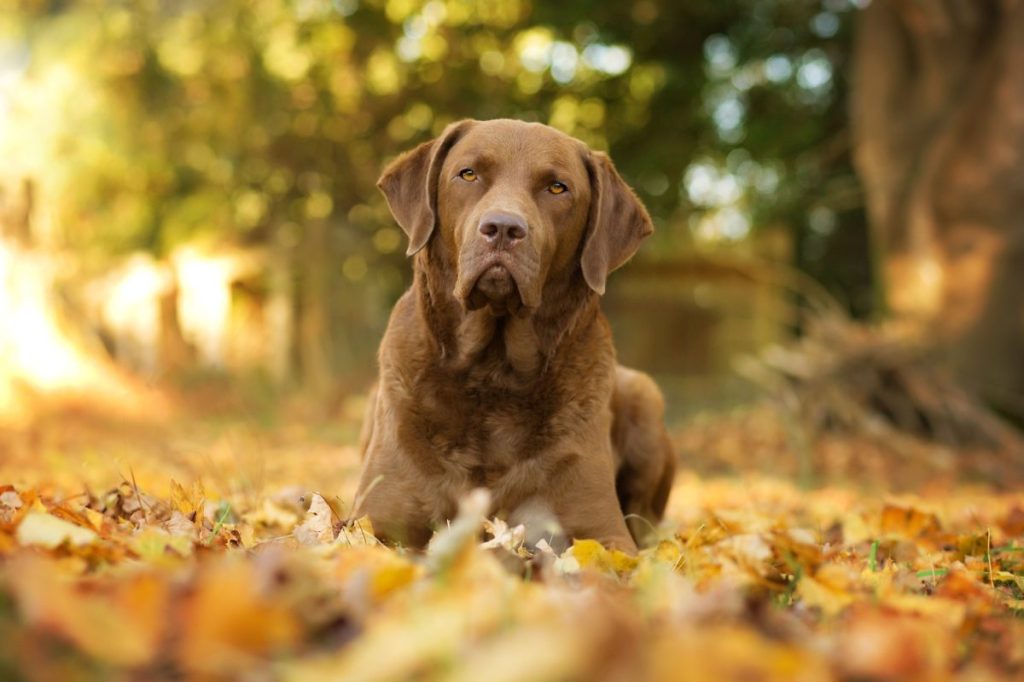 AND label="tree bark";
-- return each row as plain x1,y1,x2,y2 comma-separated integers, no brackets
851,0,1024,416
